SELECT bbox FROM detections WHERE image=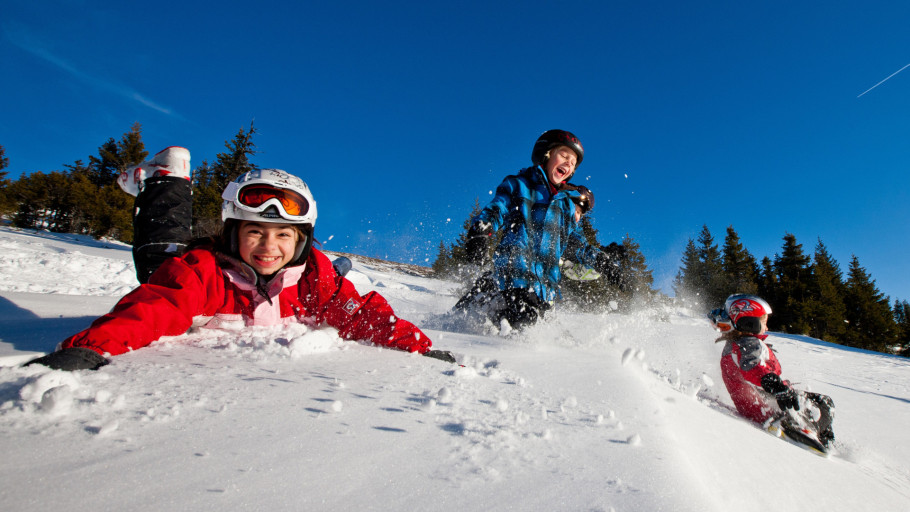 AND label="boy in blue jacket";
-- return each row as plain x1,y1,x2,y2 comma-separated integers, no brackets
455,130,623,329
